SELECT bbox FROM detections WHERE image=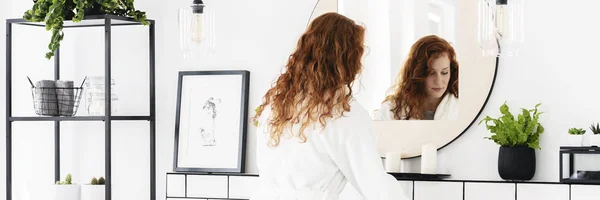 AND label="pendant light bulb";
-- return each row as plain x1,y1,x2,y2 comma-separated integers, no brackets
191,0,206,45
478,0,523,57
178,0,216,59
